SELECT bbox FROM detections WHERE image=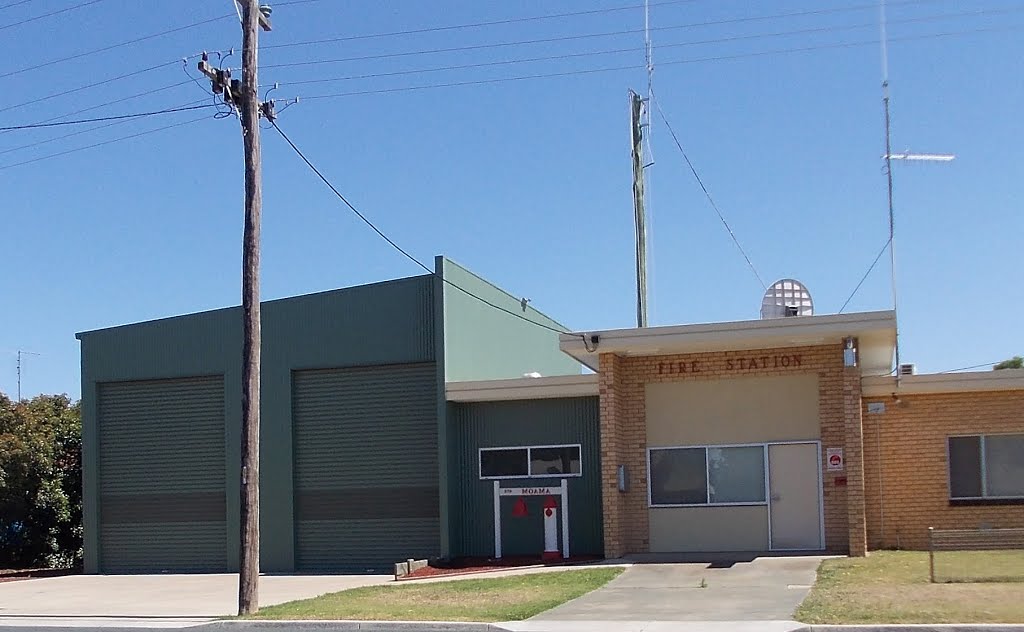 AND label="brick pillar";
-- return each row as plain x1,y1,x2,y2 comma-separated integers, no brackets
598,353,625,558
843,366,868,556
